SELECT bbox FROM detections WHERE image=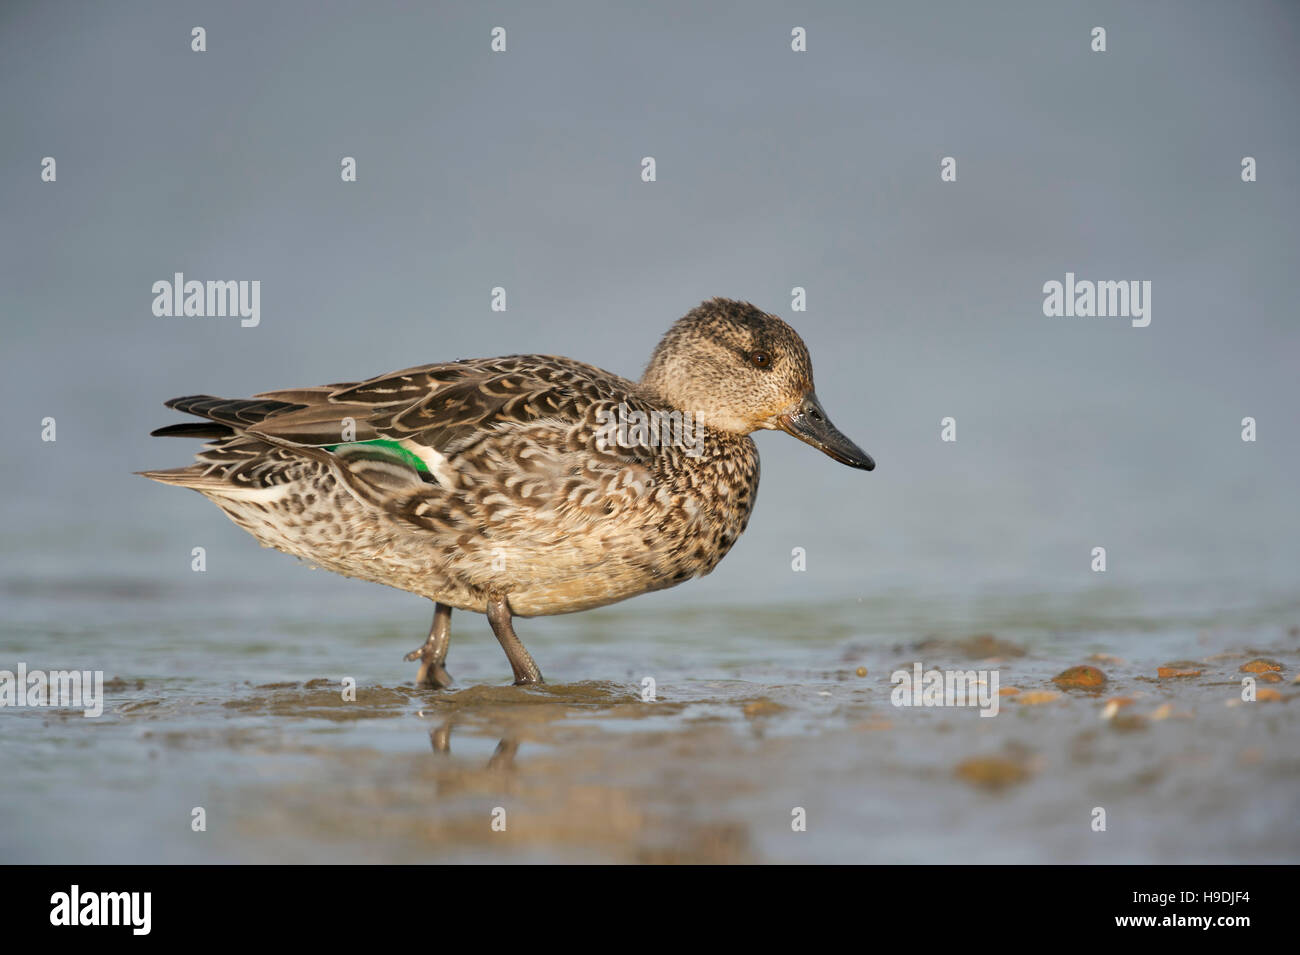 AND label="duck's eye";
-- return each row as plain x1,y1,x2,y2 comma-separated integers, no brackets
749,351,771,369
